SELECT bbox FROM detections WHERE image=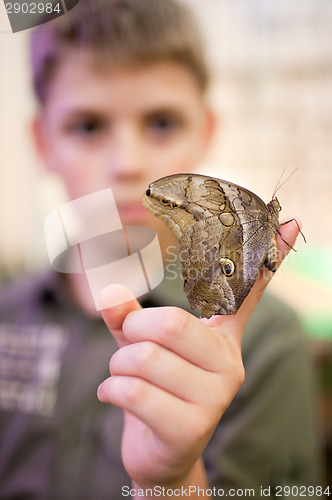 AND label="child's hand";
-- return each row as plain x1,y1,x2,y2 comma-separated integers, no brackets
97,219,301,495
